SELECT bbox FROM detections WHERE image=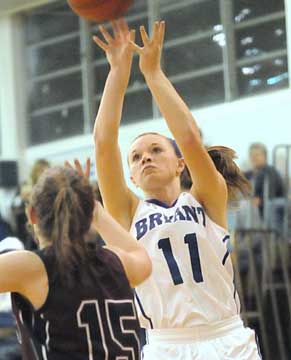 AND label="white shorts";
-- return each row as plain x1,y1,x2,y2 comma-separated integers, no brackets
142,315,261,360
